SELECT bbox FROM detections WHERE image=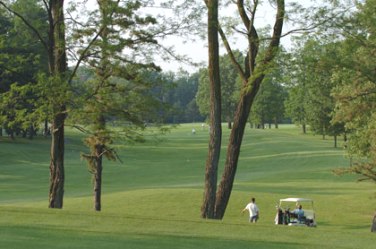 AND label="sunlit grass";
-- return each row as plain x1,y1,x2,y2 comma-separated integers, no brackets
0,124,375,248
